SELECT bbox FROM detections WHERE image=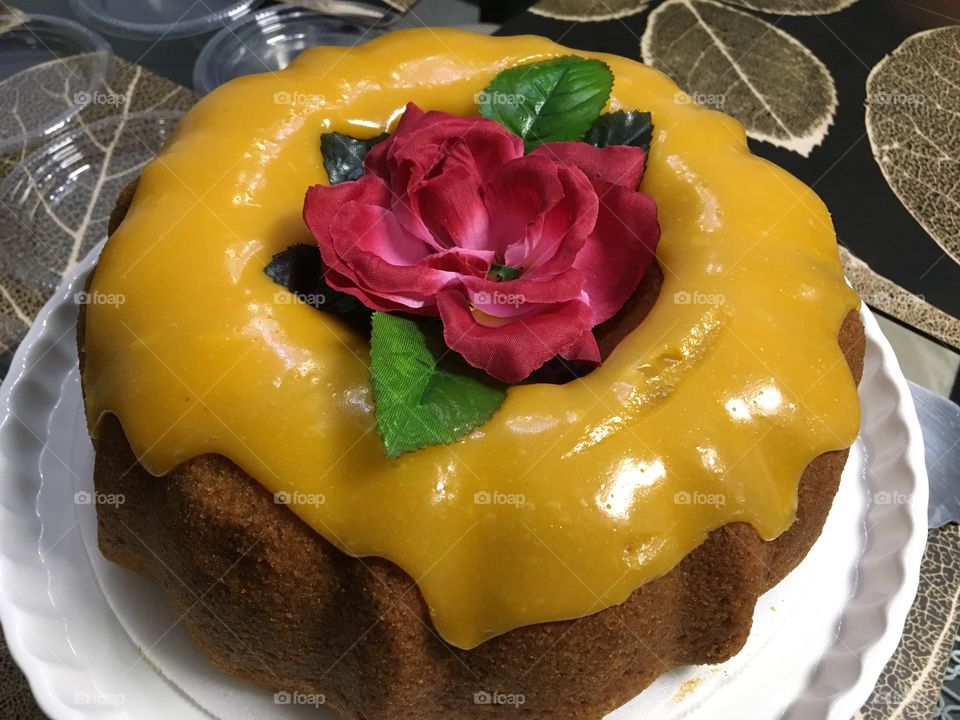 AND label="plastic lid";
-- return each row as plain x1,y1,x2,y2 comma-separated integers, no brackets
0,110,184,294
0,13,111,152
193,5,386,96
68,0,265,40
